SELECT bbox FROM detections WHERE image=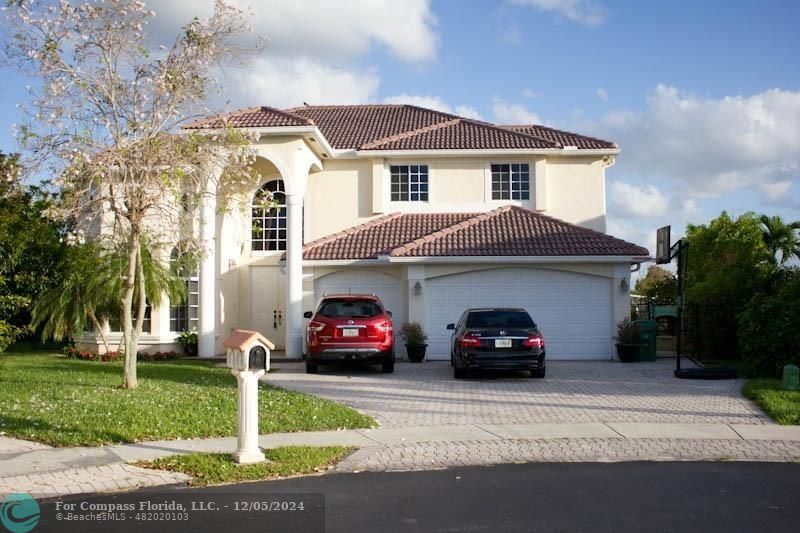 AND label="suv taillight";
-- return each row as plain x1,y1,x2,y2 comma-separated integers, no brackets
308,321,326,333
523,333,544,349
458,332,482,348
375,321,391,332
